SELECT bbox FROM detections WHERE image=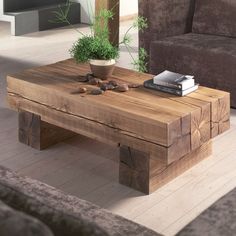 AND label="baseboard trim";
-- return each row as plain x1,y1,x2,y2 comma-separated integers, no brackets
120,13,138,22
